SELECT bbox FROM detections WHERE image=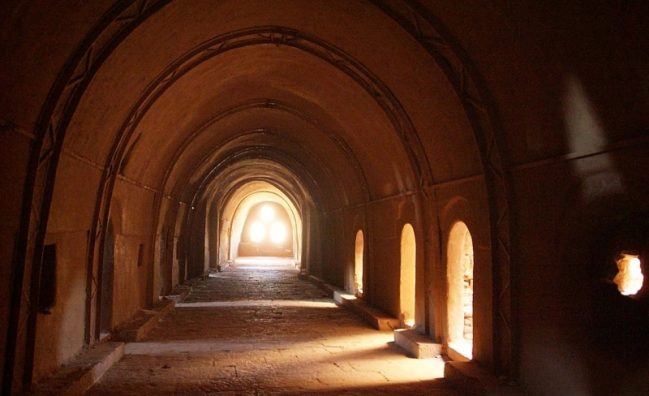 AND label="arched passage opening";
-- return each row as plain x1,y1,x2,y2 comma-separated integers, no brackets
400,224,416,328
447,221,474,360
216,181,303,268
354,230,364,297
238,202,293,258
